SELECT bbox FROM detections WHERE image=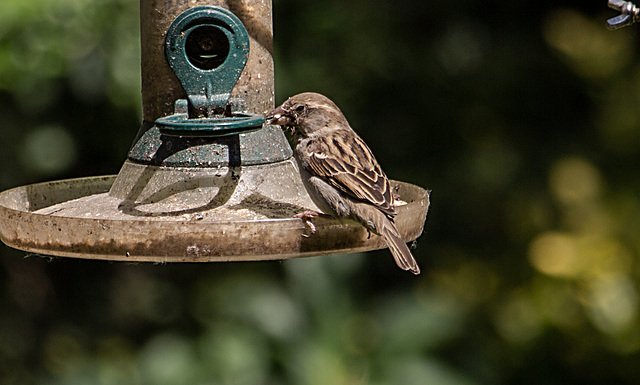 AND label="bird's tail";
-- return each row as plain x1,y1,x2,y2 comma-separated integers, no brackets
379,216,420,275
